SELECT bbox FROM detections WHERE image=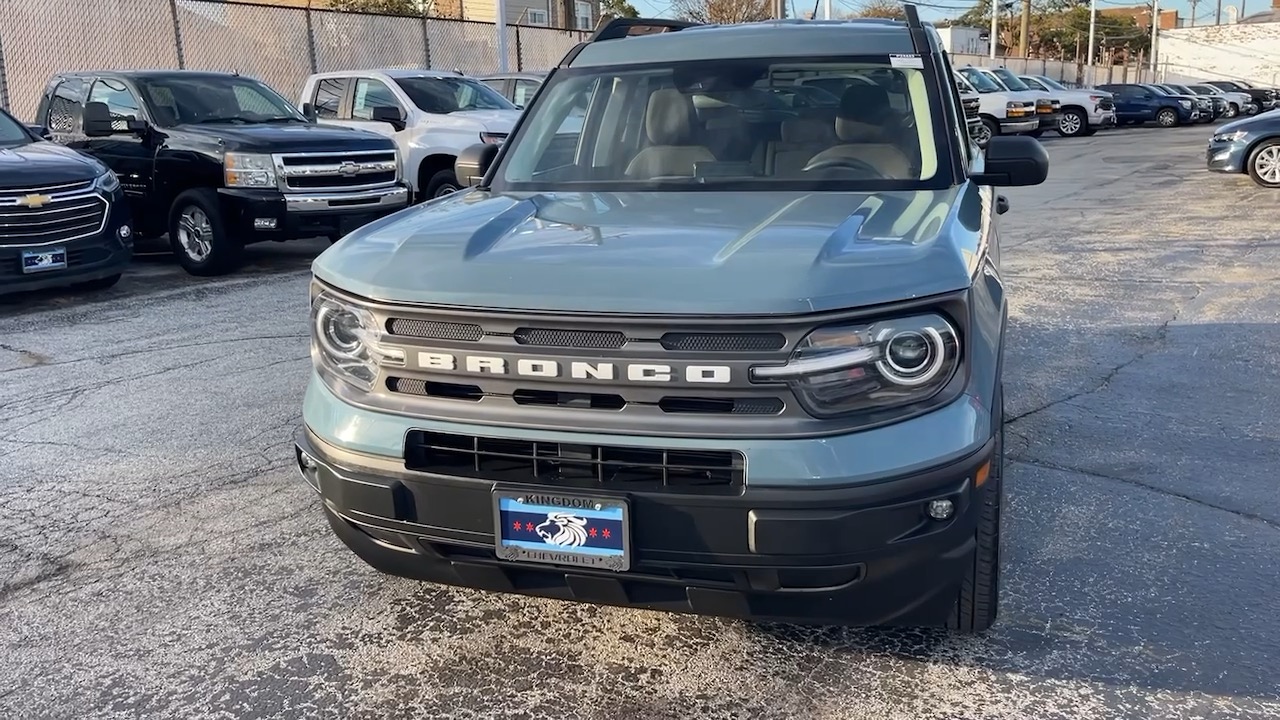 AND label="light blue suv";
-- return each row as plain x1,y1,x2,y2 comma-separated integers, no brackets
294,10,1048,633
